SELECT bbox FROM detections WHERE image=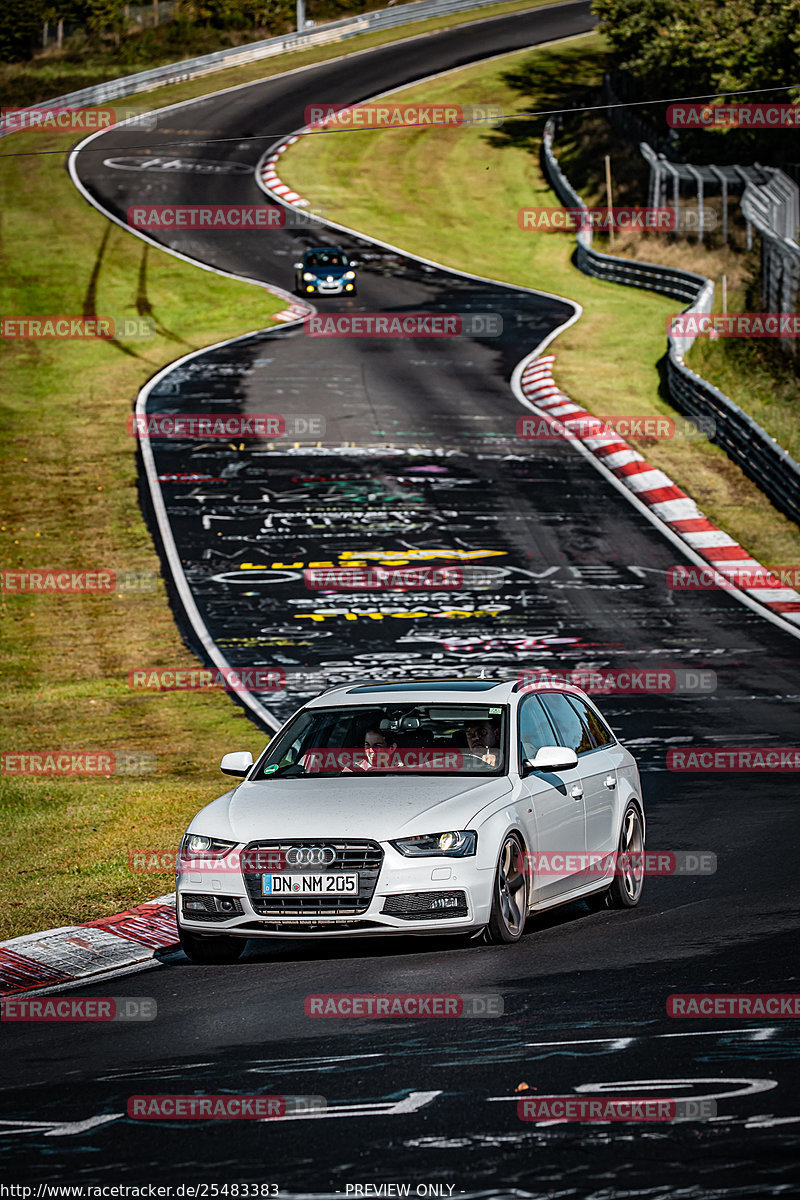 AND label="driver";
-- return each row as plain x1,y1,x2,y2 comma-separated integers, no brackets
465,719,501,767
